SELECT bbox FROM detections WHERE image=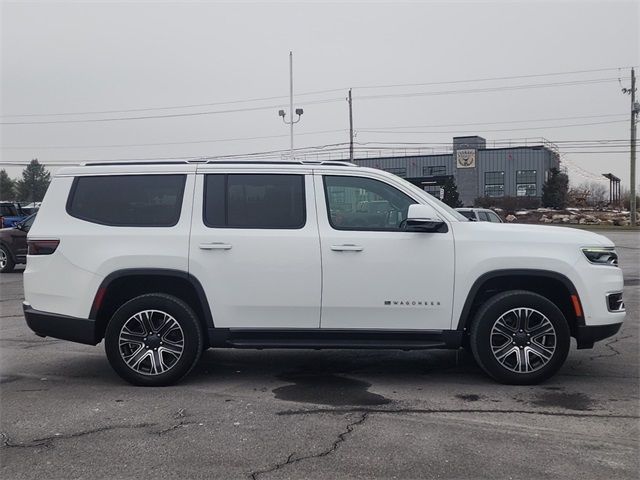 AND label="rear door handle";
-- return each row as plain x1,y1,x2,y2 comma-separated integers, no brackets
330,244,364,252
199,242,232,250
